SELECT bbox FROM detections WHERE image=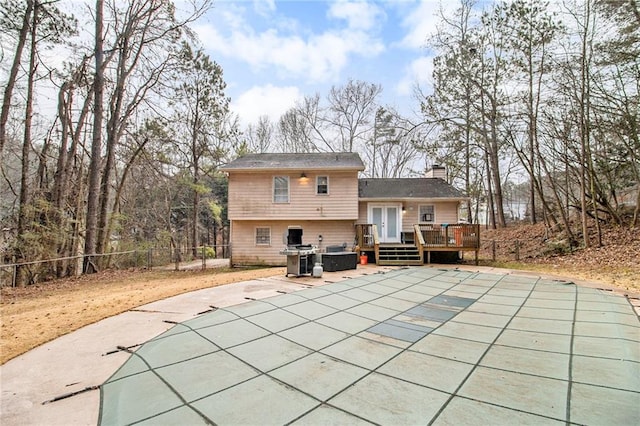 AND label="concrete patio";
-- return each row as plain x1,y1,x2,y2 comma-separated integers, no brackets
1,265,638,425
